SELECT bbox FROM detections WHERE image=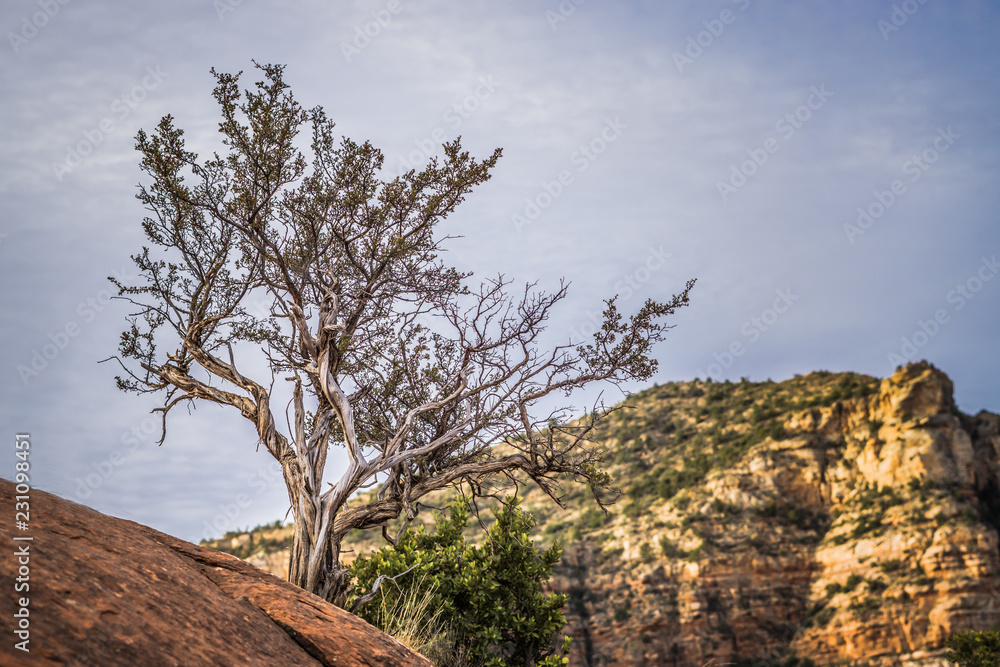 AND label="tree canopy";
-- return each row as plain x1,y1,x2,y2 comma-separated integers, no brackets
110,61,694,604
